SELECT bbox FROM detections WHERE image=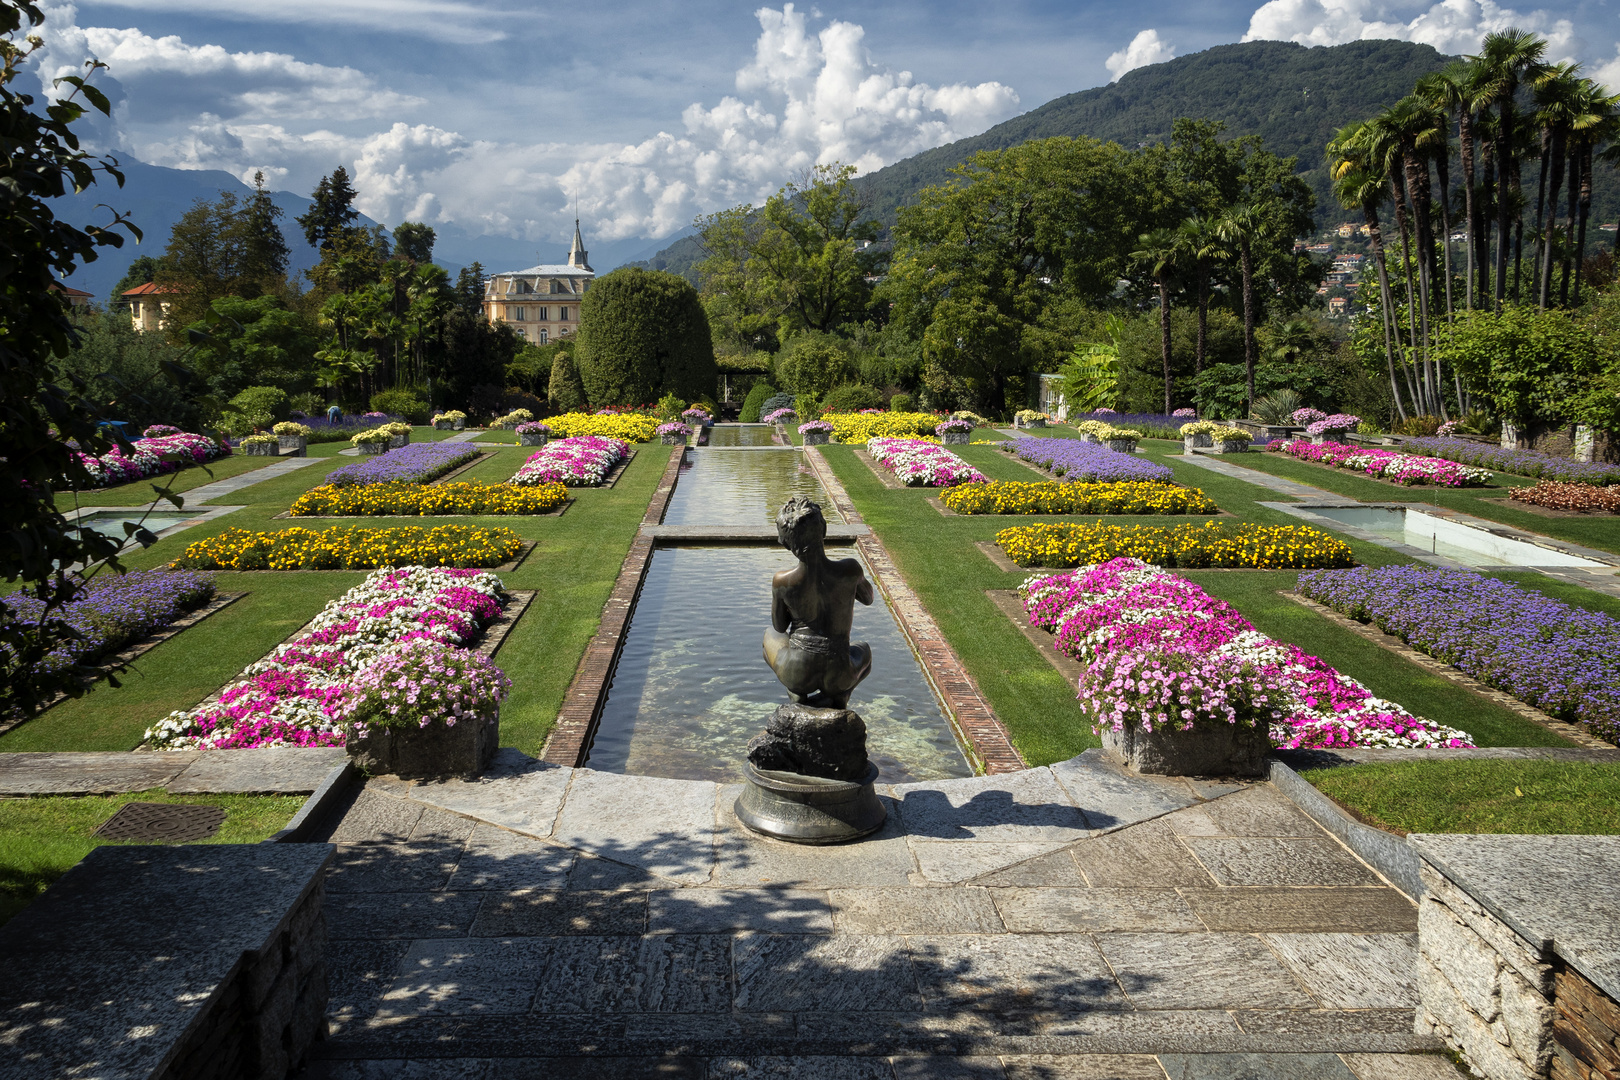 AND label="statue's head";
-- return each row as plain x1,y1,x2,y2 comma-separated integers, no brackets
775,495,826,558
